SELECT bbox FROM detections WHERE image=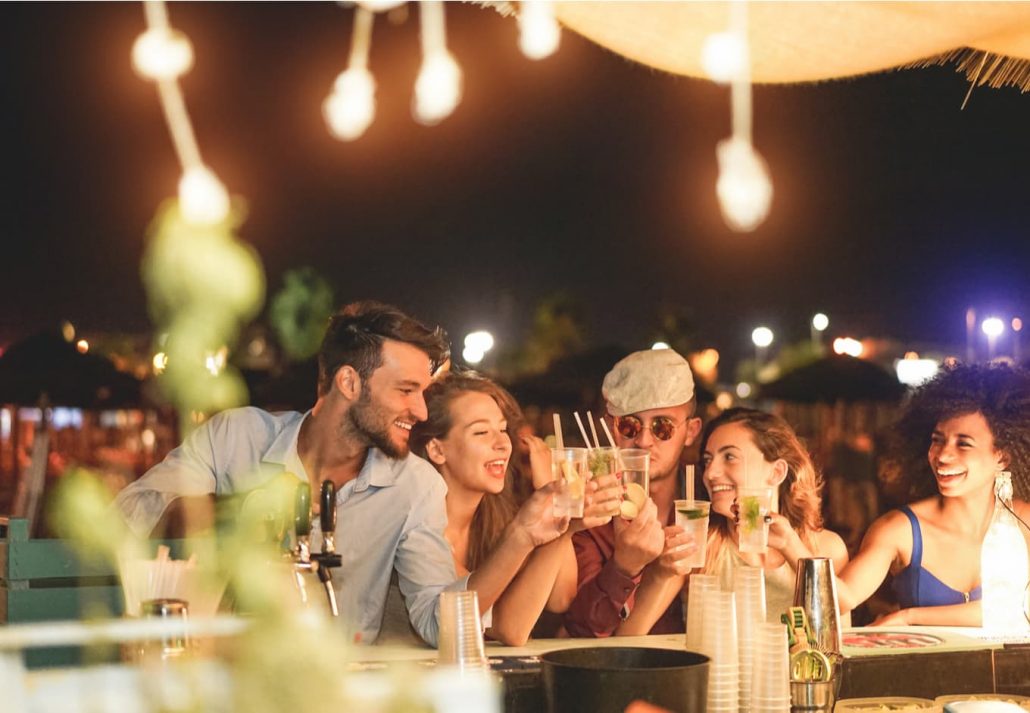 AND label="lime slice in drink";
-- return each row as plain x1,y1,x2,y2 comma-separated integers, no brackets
625,482,647,508
677,507,707,520
619,500,639,519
